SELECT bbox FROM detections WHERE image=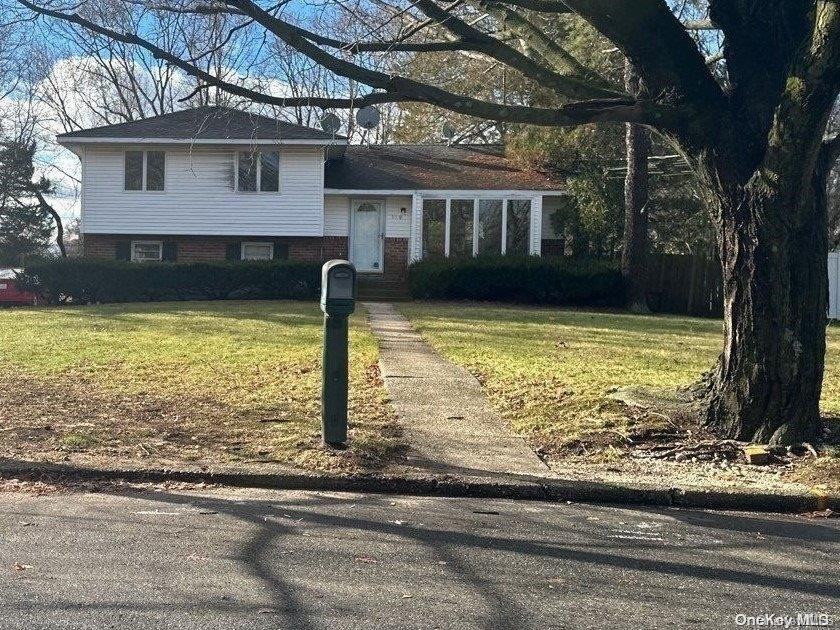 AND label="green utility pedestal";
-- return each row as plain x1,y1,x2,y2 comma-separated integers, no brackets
320,260,357,447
